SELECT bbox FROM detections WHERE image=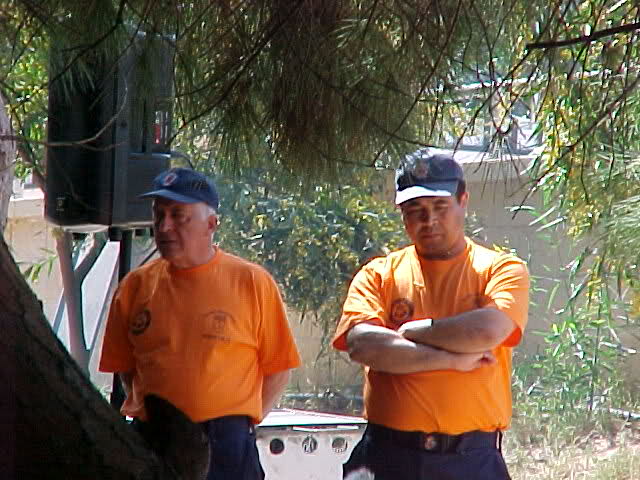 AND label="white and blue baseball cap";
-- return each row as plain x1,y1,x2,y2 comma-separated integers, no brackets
395,150,464,205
